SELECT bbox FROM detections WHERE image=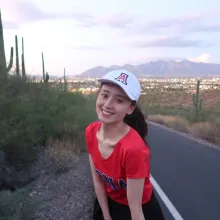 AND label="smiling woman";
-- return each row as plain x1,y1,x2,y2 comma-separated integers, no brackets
85,70,165,220
96,83,135,125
